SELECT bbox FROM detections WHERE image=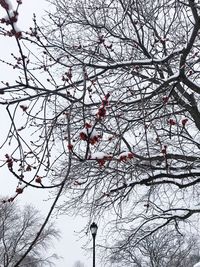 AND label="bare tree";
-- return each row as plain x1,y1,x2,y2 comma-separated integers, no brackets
109,227,200,267
1,0,200,264
0,199,59,266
